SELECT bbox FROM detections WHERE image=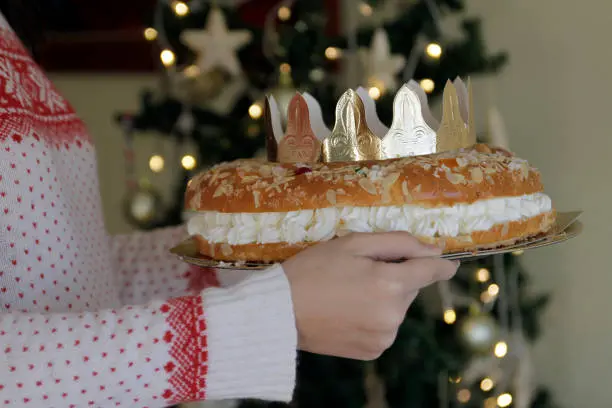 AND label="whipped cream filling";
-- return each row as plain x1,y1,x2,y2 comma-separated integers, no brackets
186,193,552,245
